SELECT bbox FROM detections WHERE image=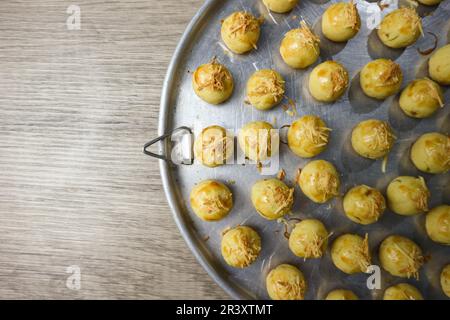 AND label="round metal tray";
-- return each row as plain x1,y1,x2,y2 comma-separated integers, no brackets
155,0,450,299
